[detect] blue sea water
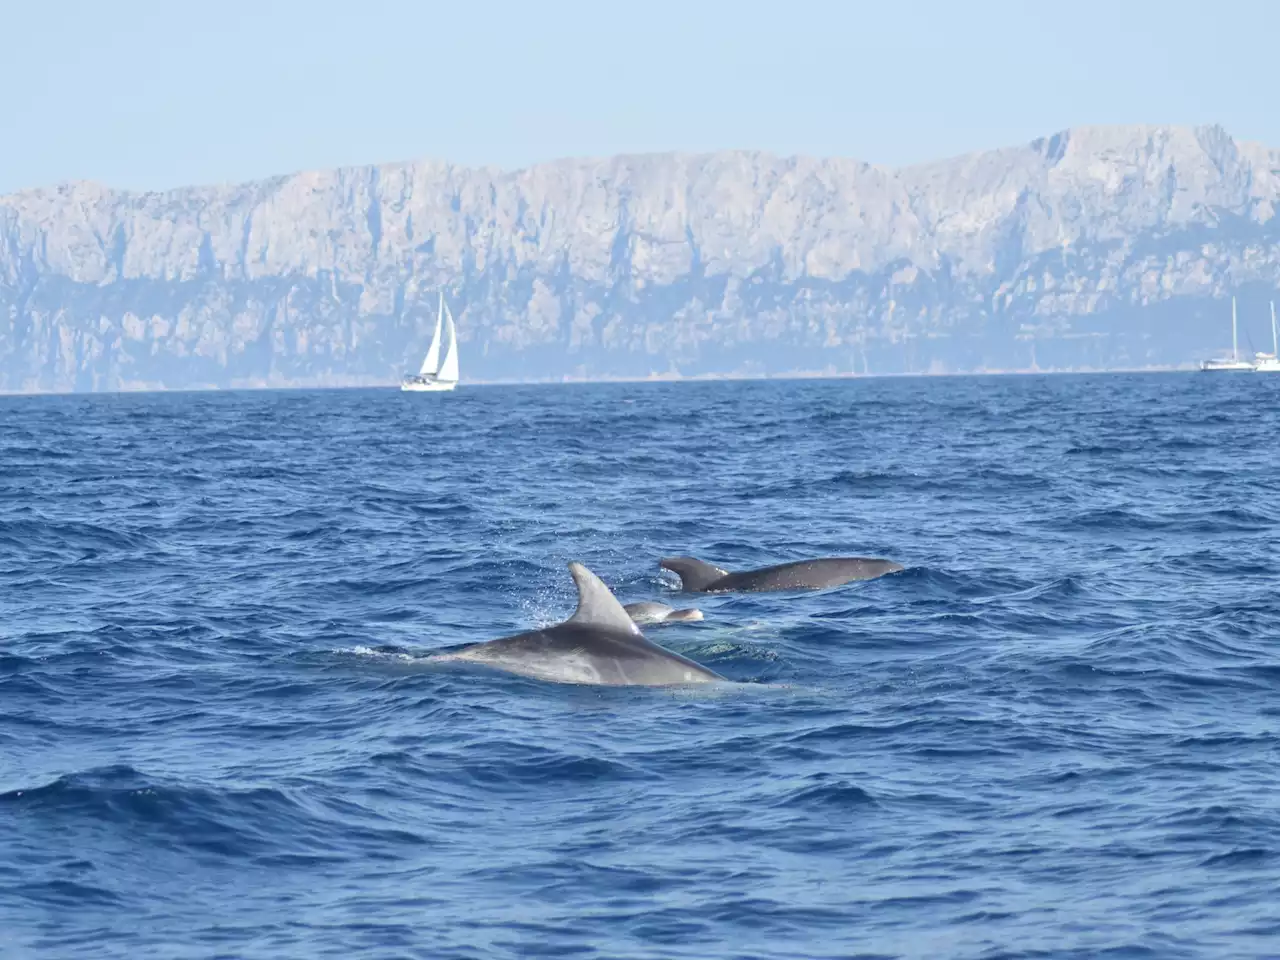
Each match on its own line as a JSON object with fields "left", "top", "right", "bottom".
{"left": 1, "top": 373, "right": 1278, "bottom": 959}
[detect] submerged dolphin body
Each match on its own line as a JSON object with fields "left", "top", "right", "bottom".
{"left": 660, "top": 555, "right": 904, "bottom": 593}
{"left": 623, "top": 601, "right": 705, "bottom": 625}
{"left": 438, "top": 563, "right": 724, "bottom": 686}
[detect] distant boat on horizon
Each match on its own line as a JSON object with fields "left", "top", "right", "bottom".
{"left": 1199, "top": 296, "right": 1255, "bottom": 372}
{"left": 1254, "top": 300, "right": 1280, "bottom": 373}
{"left": 401, "top": 293, "right": 460, "bottom": 392}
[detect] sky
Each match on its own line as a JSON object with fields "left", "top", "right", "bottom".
{"left": 3, "top": 0, "right": 1279, "bottom": 195}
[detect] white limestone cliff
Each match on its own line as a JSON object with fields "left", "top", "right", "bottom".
{"left": 2, "top": 124, "right": 1278, "bottom": 391}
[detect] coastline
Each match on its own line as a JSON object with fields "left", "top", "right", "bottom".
{"left": 0, "top": 363, "right": 1204, "bottom": 398}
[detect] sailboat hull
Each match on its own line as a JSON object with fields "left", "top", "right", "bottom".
{"left": 400, "top": 377, "right": 458, "bottom": 392}
{"left": 1199, "top": 359, "right": 1255, "bottom": 372}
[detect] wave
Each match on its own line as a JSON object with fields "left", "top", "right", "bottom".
{"left": 770, "top": 773, "right": 878, "bottom": 810}
{"left": 2, "top": 765, "right": 427, "bottom": 861}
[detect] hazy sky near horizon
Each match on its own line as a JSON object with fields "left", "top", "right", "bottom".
{"left": 4, "top": 0, "right": 1278, "bottom": 194}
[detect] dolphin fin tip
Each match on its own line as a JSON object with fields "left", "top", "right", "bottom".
{"left": 566, "top": 561, "right": 641, "bottom": 635}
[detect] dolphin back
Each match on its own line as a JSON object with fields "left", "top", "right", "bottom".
{"left": 665, "top": 608, "right": 705, "bottom": 622}
{"left": 623, "top": 601, "right": 673, "bottom": 624}
{"left": 449, "top": 563, "right": 724, "bottom": 685}
{"left": 725, "top": 557, "right": 903, "bottom": 591}
{"left": 623, "top": 601, "right": 706, "bottom": 625}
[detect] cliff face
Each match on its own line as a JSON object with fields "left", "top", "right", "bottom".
{"left": 3, "top": 124, "right": 1280, "bottom": 391}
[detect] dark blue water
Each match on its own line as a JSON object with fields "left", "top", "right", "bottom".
{"left": 2, "top": 374, "right": 1278, "bottom": 959}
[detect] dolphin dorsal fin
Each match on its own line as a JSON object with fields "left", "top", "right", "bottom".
{"left": 567, "top": 562, "right": 641, "bottom": 635}
{"left": 659, "top": 557, "right": 729, "bottom": 591}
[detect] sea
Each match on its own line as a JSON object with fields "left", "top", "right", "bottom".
{"left": 1, "top": 373, "right": 1278, "bottom": 960}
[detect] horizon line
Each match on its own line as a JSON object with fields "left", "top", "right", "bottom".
{"left": 0, "top": 364, "right": 1206, "bottom": 399}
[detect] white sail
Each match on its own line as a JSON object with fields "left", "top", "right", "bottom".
{"left": 418, "top": 293, "right": 444, "bottom": 376}
{"left": 437, "top": 301, "right": 460, "bottom": 383}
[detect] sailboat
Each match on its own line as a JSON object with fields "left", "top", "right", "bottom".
{"left": 401, "top": 293, "right": 460, "bottom": 392}
{"left": 1199, "top": 296, "right": 1255, "bottom": 371}
{"left": 1254, "top": 301, "right": 1280, "bottom": 372}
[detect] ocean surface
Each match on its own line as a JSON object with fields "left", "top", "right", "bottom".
{"left": 2, "top": 374, "right": 1278, "bottom": 960}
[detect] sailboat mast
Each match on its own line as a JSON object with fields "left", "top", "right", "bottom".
{"left": 1232, "top": 296, "right": 1238, "bottom": 360}
{"left": 1272, "top": 300, "right": 1277, "bottom": 357}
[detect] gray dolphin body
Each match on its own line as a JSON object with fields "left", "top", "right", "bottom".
{"left": 439, "top": 563, "right": 724, "bottom": 686}
{"left": 660, "top": 555, "right": 904, "bottom": 593}
{"left": 623, "top": 601, "right": 705, "bottom": 625}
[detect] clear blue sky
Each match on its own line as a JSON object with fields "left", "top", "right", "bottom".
{"left": 3, "top": 0, "right": 1277, "bottom": 194}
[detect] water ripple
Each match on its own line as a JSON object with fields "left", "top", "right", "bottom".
{"left": 2, "top": 374, "right": 1279, "bottom": 958}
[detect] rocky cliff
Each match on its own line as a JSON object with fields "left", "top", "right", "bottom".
{"left": 3, "top": 124, "right": 1280, "bottom": 392}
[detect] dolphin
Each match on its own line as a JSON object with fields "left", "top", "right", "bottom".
{"left": 623, "top": 601, "right": 705, "bottom": 625}
{"left": 437, "top": 562, "right": 724, "bottom": 686}
{"left": 660, "top": 555, "right": 904, "bottom": 593}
